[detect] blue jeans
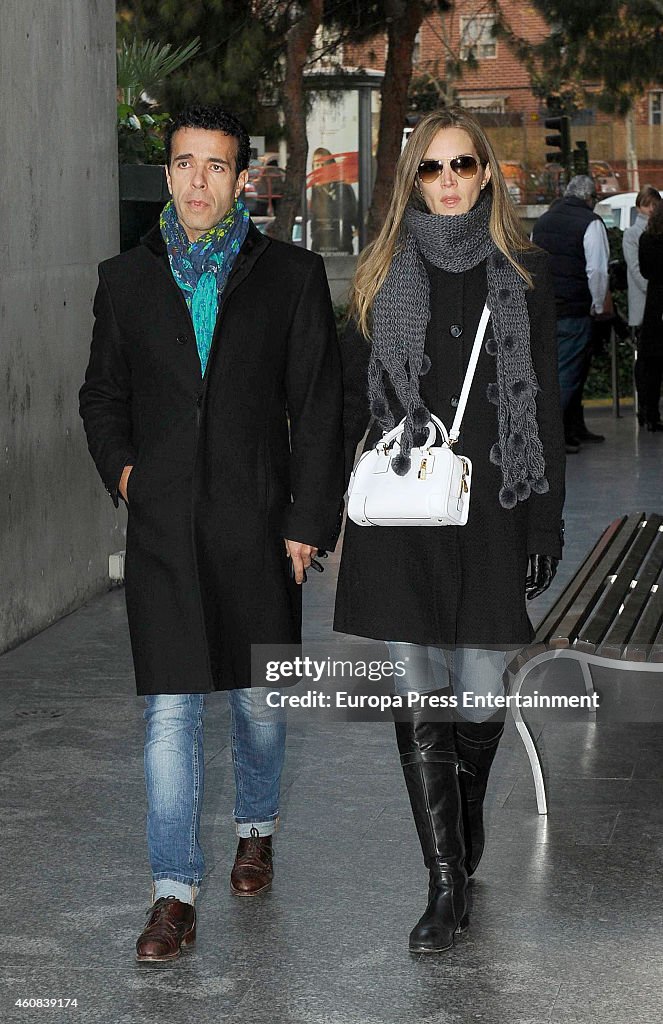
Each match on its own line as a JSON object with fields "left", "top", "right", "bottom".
{"left": 557, "top": 316, "right": 592, "bottom": 415}
{"left": 388, "top": 643, "right": 508, "bottom": 723}
{"left": 144, "top": 689, "right": 286, "bottom": 904}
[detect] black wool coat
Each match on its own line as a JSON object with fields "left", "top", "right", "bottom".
{"left": 80, "top": 222, "right": 344, "bottom": 694}
{"left": 639, "top": 231, "right": 663, "bottom": 352}
{"left": 334, "top": 250, "right": 565, "bottom": 647}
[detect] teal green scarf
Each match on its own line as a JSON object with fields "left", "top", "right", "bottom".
{"left": 160, "top": 198, "right": 250, "bottom": 374}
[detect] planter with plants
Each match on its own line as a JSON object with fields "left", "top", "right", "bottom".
{"left": 116, "top": 38, "right": 199, "bottom": 249}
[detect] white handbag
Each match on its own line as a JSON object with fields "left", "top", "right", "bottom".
{"left": 347, "top": 304, "right": 490, "bottom": 527}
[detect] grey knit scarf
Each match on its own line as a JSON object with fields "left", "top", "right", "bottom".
{"left": 369, "top": 191, "right": 548, "bottom": 509}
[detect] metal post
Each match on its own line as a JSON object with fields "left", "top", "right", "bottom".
{"left": 610, "top": 326, "right": 620, "bottom": 418}
{"left": 632, "top": 327, "right": 639, "bottom": 424}
{"left": 358, "top": 85, "right": 372, "bottom": 251}
{"left": 300, "top": 179, "right": 308, "bottom": 250}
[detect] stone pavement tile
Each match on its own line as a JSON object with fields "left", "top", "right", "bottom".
{"left": 549, "top": 951, "right": 663, "bottom": 1024}
{"left": 531, "top": 725, "right": 637, "bottom": 781}
{"left": 609, "top": 807, "right": 663, "bottom": 849}
{"left": 1, "top": 963, "right": 252, "bottom": 1024}
{"left": 502, "top": 774, "right": 637, "bottom": 813}
{"left": 0, "top": 697, "right": 143, "bottom": 774}
{"left": 0, "top": 668, "right": 135, "bottom": 701}
{"left": 219, "top": 949, "right": 563, "bottom": 1024}
{"left": 469, "top": 805, "right": 619, "bottom": 848}
{"left": 0, "top": 773, "right": 147, "bottom": 838}
{"left": 471, "top": 841, "right": 604, "bottom": 901}
{"left": 276, "top": 774, "right": 394, "bottom": 838}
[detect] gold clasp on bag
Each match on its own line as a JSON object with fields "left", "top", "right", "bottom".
{"left": 459, "top": 459, "right": 469, "bottom": 497}
{"left": 418, "top": 459, "right": 428, "bottom": 480}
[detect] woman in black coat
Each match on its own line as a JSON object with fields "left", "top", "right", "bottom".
{"left": 334, "top": 110, "right": 565, "bottom": 954}
{"left": 638, "top": 201, "right": 663, "bottom": 430}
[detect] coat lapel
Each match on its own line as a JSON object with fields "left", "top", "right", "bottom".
{"left": 141, "top": 219, "right": 271, "bottom": 387}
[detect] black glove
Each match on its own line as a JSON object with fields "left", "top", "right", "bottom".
{"left": 525, "top": 553, "right": 558, "bottom": 601}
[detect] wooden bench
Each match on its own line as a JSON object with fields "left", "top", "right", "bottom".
{"left": 510, "top": 513, "right": 663, "bottom": 814}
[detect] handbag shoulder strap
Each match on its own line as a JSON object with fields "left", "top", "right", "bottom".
{"left": 448, "top": 303, "right": 491, "bottom": 444}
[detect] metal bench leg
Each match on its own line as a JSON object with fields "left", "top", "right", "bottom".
{"left": 510, "top": 661, "right": 548, "bottom": 815}
{"left": 580, "top": 660, "right": 597, "bottom": 720}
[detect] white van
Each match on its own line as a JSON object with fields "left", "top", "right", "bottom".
{"left": 595, "top": 190, "right": 663, "bottom": 231}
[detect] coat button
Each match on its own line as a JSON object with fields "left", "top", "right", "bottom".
{"left": 450, "top": 395, "right": 459, "bottom": 408}
{"left": 449, "top": 324, "right": 463, "bottom": 338}
{"left": 176, "top": 333, "right": 189, "bottom": 345}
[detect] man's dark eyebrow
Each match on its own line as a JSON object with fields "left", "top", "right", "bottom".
{"left": 172, "top": 152, "right": 231, "bottom": 167}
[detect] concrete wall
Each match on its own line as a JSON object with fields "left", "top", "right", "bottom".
{"left": 0, "top": 0, "right": 123, "bottom": 651}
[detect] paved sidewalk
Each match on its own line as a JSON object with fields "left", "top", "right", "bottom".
{"left": 2, "top": 408, "right": 663, "bottom": 1024}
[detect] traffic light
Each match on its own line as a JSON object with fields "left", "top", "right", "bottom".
{"left": 545, "top": 114, "right": 571, "bottom": 168}
{"left": 573, "top": 140, "right": 589, "bottom": 176}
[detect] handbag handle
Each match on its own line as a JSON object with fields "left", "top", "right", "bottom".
{"left": 376, "top": 303, "right": 490, "bottom": 452}
{"left": 448, "top": 303, "right": 491, "bottom": 443}
{"left": 379, "top": 413, "right": 450, "bottom": 452}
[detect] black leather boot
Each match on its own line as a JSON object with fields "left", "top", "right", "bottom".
{"left": 454, "top": 718, "right": 504, "bottom": 876}
{"left": 395, "top": 706, "right": 468, "bottom": 953}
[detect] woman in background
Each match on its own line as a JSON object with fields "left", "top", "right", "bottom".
{"left": 638, "top": 200, "right": 663, "bottom": 431}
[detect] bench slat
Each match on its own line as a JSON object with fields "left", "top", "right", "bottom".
{"left": 651, "top": 617, "right": 663, "bottom": 662}
{"left": 632, "top": 563, "right": 663, "bottom": 662}
{"left": 576, "top": 515, "right": 663, "bottom": 652}
{"left": 623, "top": 564, "right": 663, "bottom": 661}
{"left": 534, "top": 515, "right": 628, "bottom": 644}
{"left": 545, "top": 514, "right": 645, "bottom": 648}
{"left": 599, "top": 527, "right": 663, "bottom": 657}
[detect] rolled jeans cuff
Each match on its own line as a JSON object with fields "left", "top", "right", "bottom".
{"left": 151, "top": 878, "right": 199, "bottom": 906}
{"left": 235, "top": 816, "right": 279, "bottom": 838}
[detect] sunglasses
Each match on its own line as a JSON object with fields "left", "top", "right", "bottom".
{"left": 418, "top": 155, "right": 481, "bottom": 182}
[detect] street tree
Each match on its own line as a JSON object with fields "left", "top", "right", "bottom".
{"left": 268, "top": 1, "right": 324, "bottom": 242}
{"left": 117, "top": 1, "right": 284, "bottom": 133}
{"left": 496, "top": 0, "right": 663, "bottom": 188}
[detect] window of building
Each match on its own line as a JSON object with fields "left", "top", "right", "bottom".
{"left": 650, "top": 91, "right": 663, "bottom": 126}
{"left": 458, "top": 95, "right": 505, "bottom": 114}
{"left": 460, "top": 15, "right": 497, "bottom": 60}
{"left": 412, "top": 30, "right": 421, "bottom": 67}
{"left": 311, "top": 24, "right": 343, "bottom": 67}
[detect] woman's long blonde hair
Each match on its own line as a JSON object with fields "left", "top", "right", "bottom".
{"left": 351, "top": 108, "right": 535, "bottom": 336}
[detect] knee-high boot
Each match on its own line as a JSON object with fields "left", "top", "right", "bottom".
{"left": 394, "top": 704, "right": 468, "bottom": 953}
{"left": 454, "top": 718, "right": 504, "bottom": 876}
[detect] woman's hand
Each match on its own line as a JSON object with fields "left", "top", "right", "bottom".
{"left": 525, "top": 554, "right": 558, "bottom": 600}
{"left": 285, "top": 539, "right": 318, "bottom": 585}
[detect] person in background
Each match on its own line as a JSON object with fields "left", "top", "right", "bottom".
{"left": 623, "top": 185, "right": 662, "bottom": 428}
{"left": 638, "top": 199, "right": 663, "bottom": 431}
{"left": 310, "top": 147, "right": 358, "bottom": 254}
{"left": 532, "top": 175, "right": 612, "bottom": 453}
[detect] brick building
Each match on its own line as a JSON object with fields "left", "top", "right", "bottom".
{"left": 338, "top": 1, "right": 663, "bottom": 171}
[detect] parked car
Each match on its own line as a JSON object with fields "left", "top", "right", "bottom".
{"left": 251, "top": 215, "right": 304, "bottom": 246}
{"left": 499, "top": 162, "right": 545, "bottom": 205}
{"left": 242, "top": 160, "right": 286, "bottom": 216}
{"left": 595, "top": 190, "right": 662, "bottom": 231}
{"left": 590, "top": 160, "right": 621, "bottom": 197}
{"left": 499, "top": 161, "right": 528, "bottom": 205}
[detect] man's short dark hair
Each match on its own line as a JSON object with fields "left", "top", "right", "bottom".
{"left": 165, "top": 105, "right": 251, "bottom": 177}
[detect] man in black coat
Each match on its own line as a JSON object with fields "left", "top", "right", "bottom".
{"left": 532, "top": 175, "right": 612, "bottom": 452}
{"left": 80, "top": 106, "right": 344, "bottom": 961}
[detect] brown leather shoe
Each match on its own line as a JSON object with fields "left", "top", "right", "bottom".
{"left": 230, "top": 828, "right": 274, "bottom": 896}
{"left": 135, "top": 896, "right": 196, "bottom": 962}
